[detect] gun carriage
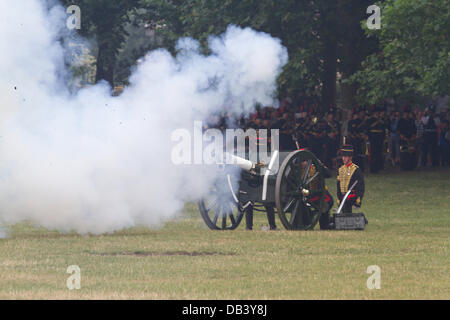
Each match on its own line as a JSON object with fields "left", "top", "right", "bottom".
{"left": 198, "top": 150, "right": 334, "bottom": 230}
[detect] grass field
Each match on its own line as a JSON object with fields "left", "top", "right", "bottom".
{"left": 0, "top": 167, "right": 449, "bottom": 300}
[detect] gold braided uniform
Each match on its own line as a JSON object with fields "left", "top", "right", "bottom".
{"left": 338, "top": 163, "right": 358, "bottom": 195}
{"left": 336, "top": 162, "right": 365, "bottom": 212}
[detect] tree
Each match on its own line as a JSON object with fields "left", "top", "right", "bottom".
{"left": 62, "top": 0, "right": 139, "bottom": 86}
{"left": 61, "top": 0, "right": 381, "bottom": 106}
{"left": 334, "top": 0, "right": 380, "bottom": 108}
{"left": 138, "top": 0, "right": 379, "bottom": 110}
{"left": 348, "top": 0, "right": 450, "bottom": 105}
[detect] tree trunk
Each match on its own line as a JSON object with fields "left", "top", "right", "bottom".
{"left": 321, "top": 39, "right": 337, "bottom": 113}
{"left": 95, "top": 42, "right": 115, "bottom": 87}
{"left": 340, "top": 80, "right": 357, "bottom": 110}
{"left": 340, "top": 38, "right": 358, "bottom": 110}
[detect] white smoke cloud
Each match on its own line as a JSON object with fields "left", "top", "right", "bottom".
{"left": 0, "top": 0, "right": 288, "bottom": 234}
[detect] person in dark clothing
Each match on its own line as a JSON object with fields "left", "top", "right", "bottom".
{"left": 421, "top": 107, "right": 440, "bottom": 167}
{"left": 366, "top": 108, "right": 385, "bottom": 173}
{"left": 379, "top": 106, "right": 390, "bottom": 170}
{"left": 398, "top": 111, "right": 418, "bottom": 170}
{"left": 398, "top": 111, "right": 416, "bottom": 138}
{"left": 310, "top": 117, "right": 326, "bottom": 164}
{"left": 336, "top": 145, "right": 365, "bottom": 214}
{"left": 387, "top": 111, "right": 401, "bottom": 166}
{"left": 439, "top": 120, "right": 450, "bottom": 166}
{"left": 289, "top": 154, "right": 335, "bottom": 230}
{"left": 294, "top": 111, "right": 309, "bottom": 149}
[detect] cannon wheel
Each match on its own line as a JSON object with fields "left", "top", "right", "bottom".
{"left": 198, "top": 175, "right": 244, "bottom": 230}
{"left": 275, "top": 150, "right": 327, "bottom": 230}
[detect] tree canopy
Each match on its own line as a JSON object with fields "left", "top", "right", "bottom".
{"left": 61, "top": 0, "right": 139, "bottom": 86}
{"left": 138, "top": 0, "right": 379, "bottom": 111}
{"left": 62, "top": 0, "right": 447, "bottom": 108}
{"left": 348, "top": 0, "right": 449, "bottom": 105}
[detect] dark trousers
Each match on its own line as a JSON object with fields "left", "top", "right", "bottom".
{"left": 342, "top": 202, "right": 354, "bottom": 213}
{"left": 421, "top": 133, "right": 439, "bottom": 167}
{"left": 245, "top": 205, "right": 277, "bottom": 230}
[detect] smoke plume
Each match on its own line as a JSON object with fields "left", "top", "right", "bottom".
{"left": 0, "top": 0, "right": 288, "bottom": 234}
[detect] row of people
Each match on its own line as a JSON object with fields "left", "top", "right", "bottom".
{"left": 204, "top": 104, "right": 450, "bottom": 172}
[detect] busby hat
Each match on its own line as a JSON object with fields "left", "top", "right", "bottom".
{"left": 338, "top": 145, "right": 354, "bottom": 157}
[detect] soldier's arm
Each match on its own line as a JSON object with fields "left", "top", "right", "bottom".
{"left": 336, "top": 170, "right": 343, "bottom": 203}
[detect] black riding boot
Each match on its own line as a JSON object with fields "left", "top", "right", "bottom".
{"left": 265, "top": 206, "right": 277, "bottom": 230}
{"left": 245, "top": 206, "right": 253, "bottom": 230}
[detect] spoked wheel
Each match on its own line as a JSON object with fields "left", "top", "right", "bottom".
{"left": 198, "top": 173, "right": 244, "bottom": 230}
{"left": 275, "top": 150, "right": 327, "bottom": 230}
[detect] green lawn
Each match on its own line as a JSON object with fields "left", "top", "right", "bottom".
{"left": 0, "top": 168, "right": 449, "bottom": 299}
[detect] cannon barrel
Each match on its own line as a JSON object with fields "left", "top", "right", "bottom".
{"left": 225, "top": 153, "right": 266, "bottom": 175}
{"left": 226, "top": 154, "right": 254, "bottom": 171}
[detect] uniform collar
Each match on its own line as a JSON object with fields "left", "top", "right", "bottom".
{"left": 345, "top": 162, "right": 353, "bottom": 168}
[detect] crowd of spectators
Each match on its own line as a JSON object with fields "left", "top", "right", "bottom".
{"left": 204, "top": 99, "right": 450, "bottom": 172}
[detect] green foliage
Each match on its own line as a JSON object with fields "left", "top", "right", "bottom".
{"left": 61, "top": 0, "right": 140, "bottom": 85}
{"left": 62, "top": 0, "right": 448, "bottom": 108}
{"left": 138, "top": 0, "right": 377, "bottom": 107}
{"left": 58, "top": 0, "right": 380, "bottom": 105}
{"left": 349, "top": 0, "right": 450, "bottom": 105}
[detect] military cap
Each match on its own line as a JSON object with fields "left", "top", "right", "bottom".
{"left": 338, "top": 145, "right": 354, "bottom": 157}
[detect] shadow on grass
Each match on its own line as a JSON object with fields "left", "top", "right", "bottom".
{"left": 86, "top": 250, "right": 236, "bottom": 257}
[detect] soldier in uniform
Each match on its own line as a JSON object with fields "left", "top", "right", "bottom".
{"left": 421, "top": 107, "right": 440, "bottom": 167}
{"left": 366, "top": 107, "right": 386, "bottom": 173}
{"left": 293, "top": 110, "right": 309, "bottom": 149}
{"left": 336, "top": 145, "right": 365, "bottom": 213}
{"left": 310, "top": 116, "right": 326, "bottom": 163}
